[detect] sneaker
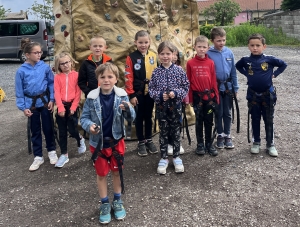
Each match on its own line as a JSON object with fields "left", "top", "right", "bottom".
{"left": 99, "top": 203, "right": 111, "bottom": 224}
{"left": 267, "top": 145, "right": 278, "bottom": 157}
{"left": 179, "top": 145, "right": 184, "bottom": 154}
{"left": 137, "top": 143, "right": 147, "bottom": 156}
{"left": 195, "top": 143, "right": 205, "bottom": 155}
{"left": 48, "top": 150, "right": 58, "bottom": 164}
{"left": 173, "top": 157, "right": 184, "bottom": 173}
{"left": 145, "top": 140, "right": 158, "bottom": 154}
{"left": 250, "top": 143, "right": 260, "bottom": 154}
{"left": 157, "top": 159, "right": 169, "bottom": 174}
{"left": 224, "top": 137, "right": 234, "bottom": 149}
{"left": 167, "top": 144, "right": 173, "bottom": 155}
{"left": 206, "top": 143, "right": 218, "bottom": 156}
{"left": 78, "top": 137, "right": 86, "bottom": 154}
{"left": 29, "top": 156, "right": 44, "bottom": 171}
{"left": 215, "top": 135, "right": 225, "bottom": 149}
{"left": 112, "top": 199, "right": 126, "bottom": 220}
{"left": 55, "top": 154, "right": 69, "bottom": 168}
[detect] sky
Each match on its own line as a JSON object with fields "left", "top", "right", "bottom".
{"left": 1, "top": 0, "right": 45, "bottom": 16}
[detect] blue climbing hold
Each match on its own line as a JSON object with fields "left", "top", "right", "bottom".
{"left": 179, "top": 52, "right": 183, "bottom": 58}
{"left": 117, "top": 35, "right": 123, "bottom": 42}
{"left": 59, "top": 0, "right": 63, "bottom": 5}
{"left": 61, "top": 25, "right": 67, "bottom": 32}
{"left": 155, "top": 34, "right": 161, "bottom": 41}
{"left": 105, "top": 13, "right": 111, "bottom": 20}
{"left": 133, "top": 0, "right": 138, "bottom": 4}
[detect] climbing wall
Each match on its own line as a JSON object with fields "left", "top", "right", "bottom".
{"left": 52, "top": 0, "right": 199, "bottom": 133}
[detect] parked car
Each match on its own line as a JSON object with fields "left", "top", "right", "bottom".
{"left": 0, "top": 20, "right": 49, "bottom": 62}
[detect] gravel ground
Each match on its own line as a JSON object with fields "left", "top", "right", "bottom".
{"left": 0, "top": 47, "right": 299, "bottom": 226}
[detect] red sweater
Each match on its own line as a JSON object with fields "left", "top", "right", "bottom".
{"left": 54, "top": 70, "right": 81, "bottom": 113}
{"left": 186, "top": 54, "right": 219, "bottom": 104}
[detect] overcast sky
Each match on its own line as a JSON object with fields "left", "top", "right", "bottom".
{"left": 1, "top": 0, "right": 45, "bottom": 17}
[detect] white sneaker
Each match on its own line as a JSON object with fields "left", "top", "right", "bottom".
{"left": 267, "top": 146, "right": 278, "bottom": 157}
{"left": 173, "top": 157, "right": 184, "bottom": 173}
{"left": 78, "top": 137, "right": 86, "bottom": 154}
{"left": 157, "top": 159, "right": 169, "bottom": 175}
{"left": 180, "top": 145, "right": 184, "bottom": 154}
{"left": 29, "top": 156, "right": 44, "bottom": 171}
{"left": 250, "top": 143, "right": 260, "bottom": 154}
{"left": 167, "top": 144, "right": 173, "bottom": 155}
{"left": 48, "top": 150, "right": 58, "bottom": 164}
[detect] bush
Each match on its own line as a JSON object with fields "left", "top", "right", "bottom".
{"left": 199, "top": 25, "right": 214, "bottom": 39}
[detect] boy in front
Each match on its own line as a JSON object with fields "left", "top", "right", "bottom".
{"left": 80, "top": 63, "right": 135, "bottom": 224}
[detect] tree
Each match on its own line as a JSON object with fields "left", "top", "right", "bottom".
{"left": 0, "top": 5, "right": 11, "bottom": 19}
{"left": 27, "top": 0, "right": 53, "bottom": 20}
{"left": 202, "top": 0, "right": 241, "bottom": 26}
{"left": 281, "top": 0, "right": 300, "bottom": 11}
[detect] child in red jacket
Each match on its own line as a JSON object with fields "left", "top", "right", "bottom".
{"left": 54, "top": 52, "right": 86, "bottom": 168}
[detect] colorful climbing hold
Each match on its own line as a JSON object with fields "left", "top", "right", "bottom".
{"left": 105, "top": 13, "right": 111, "bottom": 20}
{"left": 117, "top": 35, "right": 123, "bottom": 42}
{"left": 59, "top": 0, "right": 63, "bottom": 5}
{"left": 56, "top": 13, "right": 61, "bottom": 18}
{"left": 61, "top": 25, "right": 67, "bottom": 32}
{"left": 155, "top": 34, "right": 161, "bottom": 41}
{"left": 183, "top": 4, "right": 188, "bottom": 9}
{"left": 64, "top": 30, "right": 69, "bottom": 37}
{"left": 133, "top": 0, "right": 138, "bottom": 4}
{"left": 111, "top": 1, "right": 118, "bottom": 7}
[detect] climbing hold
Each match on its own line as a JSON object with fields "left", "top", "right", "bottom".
{"left": 50, "top": 37, "right": 55, "bottom": 43}
{"left": 133, "top": 0, "right": 138, "bottom": 4}
{"left": 65, "top": 8, "right": 70, "bottom": 14}
{"left": 175, "top": 28, "right": 180, "bottom": 34}
{"left": 64, "top": 30, "right": 69, "bottom": 37}
{"left": 186, "top": 51, "right": 190, "bottom": 58}
{"left": 77, "top": 35, "right": 84, "bottom": 42}
{"left": 183, "top": 4, "right": 188, "bottom": 9}
{"left": 105, "top": 13, "right": 111, "bottom": 20}
{"left": 155, "top": 34, "right": 161, "bottom": 41}
{"left": 117, "top": 35, "right": 123, "bottom": 42}
{"left": 51, "top": 15, "right": 55, "bottom": 20}
{"left": 148, "top": 22, "right": 154, "bottom": 27}
{"left": 179, "top": 52, "right": 183, "bottom": 58}
{"left": 111, "top": 1, "right": 118, "bottom": 7}
{"left": 56, "top": 13, "right": 61, "bottom": 18}
{"left": 59, "top": 0, "right": 63, "bottom": 5}
{"left": 186, "top": 37, "right": 192, "bottom": 44}
{"left": 61, "top": 25, "right": 67, "bottom": 32}
{"left": 171, "top": 10, "right": 178, "bottom": 16}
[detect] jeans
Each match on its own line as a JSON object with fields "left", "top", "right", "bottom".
{"left": 217, "top": 92, "right": 232, "bottom": 135}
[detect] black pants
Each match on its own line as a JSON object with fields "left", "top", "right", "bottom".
{"left": 193, "top": 100, "right": 214, "bottom": 145}
{"left": 56, "top": 107, "right": 81, "bottom": 154}
{"left": 135, "top": 93, "right": 154, "bottom": 141}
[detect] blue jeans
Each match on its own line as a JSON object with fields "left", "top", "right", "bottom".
{"left": 217, "top": 92, "right": 232, "bottom": 135}
{"left": 30, "top": 106, "right": 56, "bottom": 157}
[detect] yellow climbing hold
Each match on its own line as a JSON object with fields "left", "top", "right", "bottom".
{"left": 0, "top": 87, "right": 6, "bottom": 102}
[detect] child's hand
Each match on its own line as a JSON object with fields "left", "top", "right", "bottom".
{"left": 90, "top": 124, "right": 100, "bottom": 134}
{"left": 272, "top": 75, "right": 275, "bottom": 78}
{"left": 169, "top": 91, "right": 175, "bottom": 99}
{"left": 70, "top": 110, "right": 75, "bottom": 115}
{"left": 58, "top": 111, "right": 65, "bottom": 117}
{"left": 23, "top": 109, "right": 33, "bottom": 117}
{"left": 130, "top": 97, "right": 138, "bottom": 106}
{"left": 48, "top": 101, "right": 54, "bottom": 112}
{"left": 119, "top": 101, "right": 131, "bottom": 111}
{"left": 163, "top": 92, "right": 169, "bottom": 101}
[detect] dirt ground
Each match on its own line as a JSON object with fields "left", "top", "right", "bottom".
{"left": 0, "top": 47, "right": 299, "bottom": 226}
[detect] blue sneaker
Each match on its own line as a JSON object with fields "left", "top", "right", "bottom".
{"left": 99, "top": 203, "right": 111, "bottom": 224}
{"left": 55, "top": 154, "right": 69, "bottom": 168}
{"left": 112, "top": 199, "right": 126, "bottom": 220}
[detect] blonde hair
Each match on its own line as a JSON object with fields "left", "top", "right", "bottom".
{"left": 54, "top": 52, "right": 78, "bottom": 73}
{"left": 95, "top": 62, "right": 119, "bottom": 80}
{"left": 90, "top": 34, "right": 107, "bottom": 45}
{"left": 194, "top": 35, "right": 209, "bottom": 46}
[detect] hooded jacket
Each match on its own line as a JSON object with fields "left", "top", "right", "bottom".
{"left": 15, "top": 60, "right": 54, "bottom": 111}
{"left": 207, "top": 46, "right": 239, "bottom": 92}
{"left": 78, "top": 53, "right": 112, "bottom": 97}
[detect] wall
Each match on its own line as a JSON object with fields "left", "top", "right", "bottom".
{"left": 263, "top": 9, "right": 300, "bottom": 40}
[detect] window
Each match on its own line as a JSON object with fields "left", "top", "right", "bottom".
{"left": 0, "top": 23, "right": 18, "bottom": 36}
{"left": 18, "top": 23, "right": 39, "bottom": 35}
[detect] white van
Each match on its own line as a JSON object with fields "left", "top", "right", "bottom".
{"left": 0, "top": 20, "right": 48, "bottom": 62}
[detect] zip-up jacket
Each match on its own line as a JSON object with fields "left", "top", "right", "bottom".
{"left": 54, "top": 70, "right": 81, "bottom": 113}
{"left": 15, "top": 60, "right": 54, "bottom": 111}
{"left": 186, "top": 54, "right": 219, "bottom": 104}
{"left": 149, "top": 64, "right": 189, "bottom": 106}
{"left": 235, "top": 53, "right": 287, "bottom": 93}
{"left": 78, "top": 53, "right": 112, "bottom": 97}
{"left": 208, "top": 46, "right": 239, "bottom": 92}
{"left": 80, "top": 86, "right": 136, "bottom": 149}
{"left": 125, "top": 49, "right": 157, "bottom": 99}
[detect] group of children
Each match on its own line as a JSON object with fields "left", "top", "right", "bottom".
{"left": 15, "top": 28, "right": 287, "bottom": 224}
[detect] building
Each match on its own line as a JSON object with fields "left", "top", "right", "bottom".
{"left": 197, "top": 0, "right": 283, "bottom": 25}
{"left": 5, "top": 10, "right": 28, "bottom": 20}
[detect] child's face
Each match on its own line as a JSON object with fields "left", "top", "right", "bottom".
{"left": 172, "top": 51, "right": 178, "bottom": 63}
{"left": 90, "top": 38, "right": 107, "bottom": 57}
{"left": 25, "top": 46, "right": 42, "bottom": 64}
{"left": 58, "top": 56, "right": 72, "bottom": 73}
{"left": 98, "top": 69, "right": 118, "bottom": 94}
{"left": 248, "top": 39, "right": 266, "bottom": 55}
{"left": 158, "top": 47, "right": 173, "bottom": 68}
{"left": 194, "top": 41, "right": 209, "bottom": 58}
{"left": 211, "top": 35, "right": 226, "bottom": 51}
{"left": 134, "top": 36, "right": 150, "bottom": 55}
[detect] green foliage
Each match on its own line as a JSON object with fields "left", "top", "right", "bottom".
{"left": 0, "top": 5, "right": 11, "bottom": 19}
{"left": 199, "top": 25, "right": 215, "bottom": 39}
{"left": 281, "top": 0, "right": 300, "bottom": 11}
{"left": 223, "top": 23, "right": 300, "bottom": 46}
{"left": 202, "top": 0, "right": 241, "bottom": 26}
{"left": 27, "top": 0, "right": 53, "bottom": 20}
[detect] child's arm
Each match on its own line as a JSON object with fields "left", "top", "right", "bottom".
{"left": 15, "top": 70, "right": 28, "bottom": 116}
{"left": 78, "top": 63, "right": 90, "bottom": 96}
{"left": 46, "top": 66, "right": 55, "bottom": 112}
{"left": 186, "top": 61, "right": 193, "bottom": 104}
{"left": 148, "top": 72, "right": 163, "bottom": 103}
{"left": 71, "top": 73, "right": 81, "bottom": 113}
{"left": 119, "top": 98, "right": 136, "bottom": 122}
{"left": 271, "top": 57, "right": 287, "bottom": 77}
{"left": 235, "top": 58, "right": 247, "bottom": 76}
{"left": 230, "top": 53, "right": 239, "bottom": 93}
{"left": 211, "top": 63, "right": 219, "bottom": 104}
{"left": 54, "top": 75, "right": 65, "bottom": 114}
{"left": 80, "top": 99, "right": 98, "bottom": 134}
{"left": 124, "top": 56, "right": 135, "bottom": 99}
{"left": 172, "top": 68, "right": 190, "bottom": 102}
